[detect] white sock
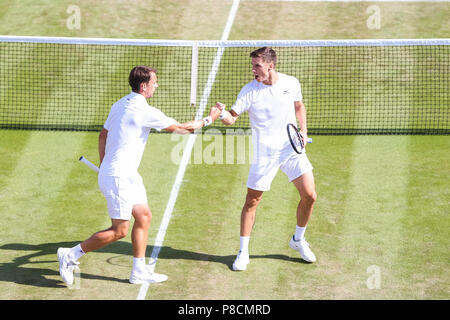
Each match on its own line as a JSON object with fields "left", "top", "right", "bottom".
{"left": 69, "top": 244, "right": 85, "bottom": 262}
{"left": 294, "top": 225, "right": 306, "bottom": 241}
{"left": 239, "top": 236, "right": 250, "bottom": 253}
{"left": 133, "top": 257, "right": 146, "bottom": 271}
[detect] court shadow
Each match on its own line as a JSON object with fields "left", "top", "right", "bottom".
{"left": 0, "top": 241, "right": 306, "bottom": 288}
{"left": 156, "top": 248, "right": 309, "bottom": 269}
{"left": 103, "top": 241, "right": 309, "bottom": 270}
{"left": 0, "top": 241, "right": 130, "bottom": 288}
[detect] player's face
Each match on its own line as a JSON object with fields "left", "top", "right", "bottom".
{"left": 251, "top": 57, "right": 273, "bottom": 83}
{"left": 143, "top": 72, "right": 158, "bottom": 98}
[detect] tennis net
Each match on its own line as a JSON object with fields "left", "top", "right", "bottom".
{"left": 0, "top": 36, "right": 448, "bottom": 134}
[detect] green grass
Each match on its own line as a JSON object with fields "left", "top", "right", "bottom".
{"left": 0, "top": 0, "right": 449, "bottom": 300}
{"left": 0, "top": 0, "right": 232, "bottom": 39}
{"left": 231, "top": 2, "right": 450, "bottom": 39}
{"left": 149, "top": 135, "right": 450, "bottom": 300}
{"left": 1, "top": 132, "right": 448, "bottom": 299}
{"left": 0, "top": 130, "right": 181, "bottom": 299}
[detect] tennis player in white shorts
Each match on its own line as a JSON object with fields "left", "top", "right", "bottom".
{"left": 219, "top": 47, "right": 318, "bottom": 271}
{"left": 247, "top": 152, "right": 313, "bottom": 192}
{"left": 57, "top": 66, "right": 222, "bottom": 286}
{"left": 98, "top": 174, "right": 148, "bottom": 221}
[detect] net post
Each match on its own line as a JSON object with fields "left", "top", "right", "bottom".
{"left": 190, "top": 41, "right": 199, "bottom": 106}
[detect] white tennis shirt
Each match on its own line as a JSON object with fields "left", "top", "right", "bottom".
{"left": 231, "top": 72, "right": 303, "bottom": 160}
{"left": 100, "top": 92, "right": 176, "bottom": 177}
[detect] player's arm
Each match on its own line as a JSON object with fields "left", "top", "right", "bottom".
{"left": 295, "top": 100, "right": 308, "bottom": 142}
{"left": 164, "top": 119, "right": 204, "bottom": 134}
{"left": 220, "top": 108, "right": 239, "bottom": 126}
{"left": 98, "top": 128, "right": 108, "bottom": 165}
{"left": 164, "top": 105, "right": 222, "bottom": 134}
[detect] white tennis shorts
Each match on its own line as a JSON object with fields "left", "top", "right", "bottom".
{"left": 98, "top": 174, "right": 148, "bottom": 220}
{"left": 247, "top": 152, "right": 313, "bottom": 192}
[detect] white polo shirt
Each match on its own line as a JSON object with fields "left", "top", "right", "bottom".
{"left": 100, "top": 92, "right": 176, "bottom": 177}
{"left": 231, "top": 72, "right": 303, "bottom": 161}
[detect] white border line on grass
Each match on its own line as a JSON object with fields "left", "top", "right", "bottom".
{"left": 136, "top": 0, "right": 241, "bottom": 300}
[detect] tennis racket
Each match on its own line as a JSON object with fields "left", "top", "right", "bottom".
{"left": 79, "top": 156, "right": 99, "bottom": 173}
{"left": 287, "top": 123, "right": 312, "bottom": 154}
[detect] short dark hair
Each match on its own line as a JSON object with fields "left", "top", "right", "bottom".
{"left": 128, "top": 66, "right": 157, "bottom": 92}
{"left": 250, "top": 47, "right": 277, "bottom": 66}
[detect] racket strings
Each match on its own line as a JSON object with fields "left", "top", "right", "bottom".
{"left": 288, "top": 124, "right": 304, "bottom": 152}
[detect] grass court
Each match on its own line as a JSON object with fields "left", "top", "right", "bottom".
{"left": 0, "top": 0, "right": 449, "bottom": 300}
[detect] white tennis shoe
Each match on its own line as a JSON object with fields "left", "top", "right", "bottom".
{"left": 129, "top": 267, "right": 168, "bottom": 284}
{"left": 232, "top": 250, "right": 250, "bottom": 271}
{"left": 57, "top": 247, "right": 80, "bottom": 286}
{"left": 289, "top": 236, "right": 316, "bottom": 263}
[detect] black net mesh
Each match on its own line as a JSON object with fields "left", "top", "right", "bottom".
{"left": 0, "top": 39, "right": 448, "bottom": 134}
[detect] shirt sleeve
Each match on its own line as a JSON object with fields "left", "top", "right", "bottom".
{"left": 231, "top": 83, "right": 253, "bottom": 115}
{"left": 143, "top": 106, "right": 177, "bottom": 131}
{"left": 103, "top": 104, "right": 114, "bottom": 130}
{"left": 294, "top": 79, "right": 303, "bottom": 102}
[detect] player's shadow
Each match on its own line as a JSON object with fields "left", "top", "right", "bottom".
{"left": 100, "top": 241, "right": 307, "bottom": 271}
{"left": 0, "top": 241, "right": 304, "bottom": 288}
{"left": 153, "top": 245, "right": 307, "bottom": 270}
{"left": 0, "top": 241, "right": 131, "bottom": 288}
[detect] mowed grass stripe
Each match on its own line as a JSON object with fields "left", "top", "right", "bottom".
{"left": 0, "top": 131, "right": 87, "bottom": 299}
{"left": 56, "top": 133, "right": 183, "bottom": 299}
{"left": 10, "top": 132, "right": 111, "bottom": 299}
{"left": 0, "top": 130, "right": 32, "bottom": 191}
{"left": 397, "top": 136, "right": 449, "bottom": 299}
{"left": 0, "top": 132, "right": 185, "bottom": 299}
{"left": 38, "top": 133, "right": 174, "bottom": 300}
{"left": 0, "top": 0, "right": 233, "bottom": 40}
{"left": 324, "top": 49, "right": 413, "bottom": 298}
{"left": 331, "top": 136, "right": 410, "bottom": 299}
{"left": 231, "top": 2, "right": 450, "bottom": 40}
{"left": 149, "top": 136, "right": 338, "bottom": 300}
{"left": 148, "top": 135, "right": 251, "bottom": 299}
{"left": 40, "top": 132, "right": 118, "bottom": 299}
{"left": 148, "top": 136, "right": 291, "bottom": 299}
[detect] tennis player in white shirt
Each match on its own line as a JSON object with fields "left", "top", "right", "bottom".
{"left": 58, "top": 66, "right": 222, "bottom": 285}
{"left": 220, "top": 47, "right": 318, "bottom": 271}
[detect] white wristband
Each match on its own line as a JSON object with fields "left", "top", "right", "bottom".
{"left": 203, "top": 116, "right": 212, "bottom": 127}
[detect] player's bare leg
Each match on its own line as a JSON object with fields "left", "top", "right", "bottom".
{"left": 58, "top": 219, "right": 129, "bottom": 285}
{"left": 129, "top": 203, "right": 167, "bottom": 284}
{"left": 290, "top": 172, "right": 317, "bottom": 262}
{"left": 292, "top": 172, "right": 317, "bottom": 227}
{"left": 233, "top": 188, "right": 263, "bottom": 271}
{"left": 240, "top": 188, "right": 264, "bottom": 236}
{"left": 131, "top": 203, "right": 152, "bottom": 258}
{"left": 80, "top": 219, "right": 130, "bottom": 253}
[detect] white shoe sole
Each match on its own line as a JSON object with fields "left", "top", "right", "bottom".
{"left": 232, "top": 263, "right": 248, "bottom": 271}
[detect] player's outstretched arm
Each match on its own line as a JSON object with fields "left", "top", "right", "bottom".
{"left": 164, "top": 105, "right": 222, "bottom": 134}
{"left": 218, "top": 103, "right": 239, "bottom": 126}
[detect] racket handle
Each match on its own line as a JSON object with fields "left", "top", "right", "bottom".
{"left": 79, "top": 156, "right": 100, "bottom": 173}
